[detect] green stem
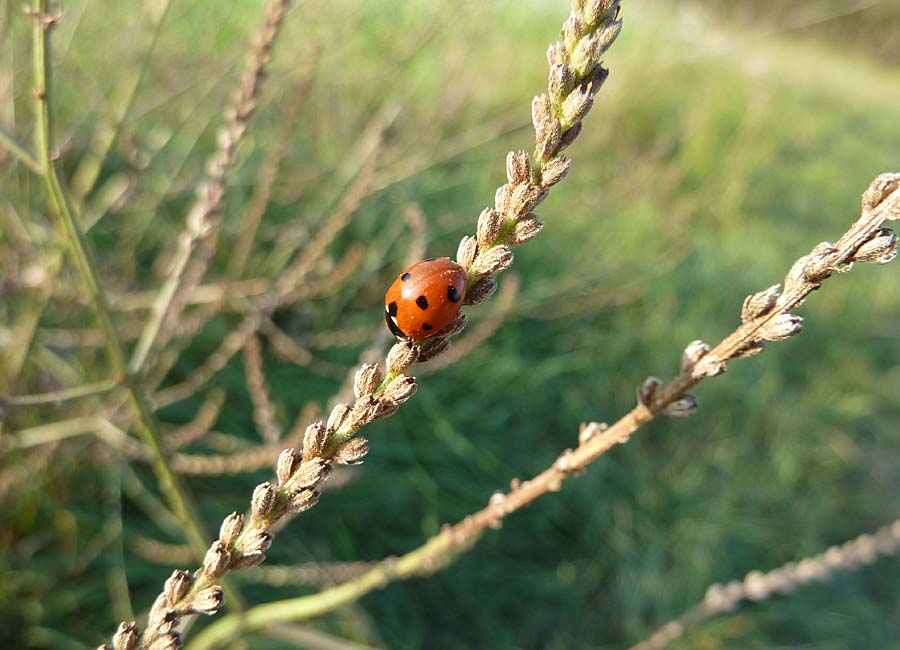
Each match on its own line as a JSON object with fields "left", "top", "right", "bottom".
{"left": 190, "top": 532, "right": 468, "bottom": 650}
{"left": 27, "top": 0, "right": 245, "bottom": 608}
{"left": 0, "top": 126, "right": 43, "bottom": 175}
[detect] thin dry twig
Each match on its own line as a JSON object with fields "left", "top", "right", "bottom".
{"left": 243, "top": 334, "right": 282, "bottom": 445}
{"left": 631, "top": 518, "right": 900, "bottom": 650}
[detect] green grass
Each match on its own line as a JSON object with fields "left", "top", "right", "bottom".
{"left": 1, "top": 1, "right": 899, "bottom": 649}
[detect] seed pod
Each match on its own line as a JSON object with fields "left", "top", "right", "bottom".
{"left": 147, "top": 594, "right": 177, "bottom": 634}
{"left": 531, "top": 94, "right": 553, "bottom": 131}
{"left": 463, "top": 276, "right": 497, "bottom": 306}
{"left": 353, "top": 363, "right": 383, "bottom": 399}
{"left": 381, "top": 374, "right": 417, "bottom": 405}
{"left": 663, "top": 394, "right": 699, "bottom": 419}
{"left": 509, "top": 214, "right": 543, "bottom": 245}
{"left": 561, "top": 85, "right": 593, "bottom": 129}
{"left": 386, "top": 340, "right": 419, "bottom": 373}
{"left": 145, "top": 633, "right": 181, "bottom": 650}
{"left": 290, "top": 458, "right": 331, "bottom": 489}
{"left": 437, "top": 312, "right": 467, "bottom": 337}
{"left": 477, "top": 208, "right": 505, "bottom": 246}
{"left": 510, "top": 183, "right": 547, "bottom": 216}
{"left": 475, "top": 245, "right": 514, "bottom": 276}
{"left": 540, "top": 157, "right": 570, "bottom": 188}
{"left": 302, "top": 421, "right": 328, "bottom": 460}
{"left": 559, "top": 121, "right": 583, "bottom": 150}
{"left": 276, "top": 448, "right": 301, "bottom": 484}
{"left": 290, "top": 489, "right": 321, "bottom": 513}
{"left": 350, "top": 394, "right": 382, "bottom": 429}
{"left": 760, "top": 314, "right": 803, "bottom": 341}
{"left": 164, "top": 570, "right": 192, "bottom": 607}
{"left": 548, "top": 63, "right": 575, "bottom": 103}
{"left": 219, "top": 512, "right": 244, "bottom": 546}
{"left": 456, "top": 235, "right": 478, "bottom": 269}
{"left": 112, "top": 622, "right": 139, "bottom": 650}
{"left": 251, "top": 482, "right": 278, "bottom": 519}
{"left": 535, "top": 117, "right": 562, "bottom": 162}
{"left": 326, "top": 403, "right": 351, "bottom": 434}
{"left": 231, "top": 552, "right": 266, "bottom": 570}
{"left": 853, "top": 228, "right": 897, "bottom": 264}
{"left": 495, "top": 184, "right": 512, "bottom": 214}
{"left": 241, "top": 531, "right": 273, "bottom": 555}
{"left": 637, "top": 376, "right": 662, "bottom": 407}
{"left": 334, "top": 437, "right": 369, "bottom": 465}
{"left": 861, "top": 172, "right": 900, "bottom": 212}
{"left": 506, "top": 150, "right": 531, "bottom": 185}
{"left": 680, "top": 340, "right": 710, "bottom": 373}
{"left": 417, "top": 336, "right": 452, "bottom": 362}
{"left": 202, "top": 541, "right": 230, "bottom": 578}
{"left": 561, "top": 15, "right": 583, "bottom": 51}
{"left": 741, "top": 285, "right": 780, "bottom": 322}
{"left": 546, "top": 41, "right": 565, "bottom": 67}
{"left": 188, "top": 586, "right": 224, "bottom": 615}
{"left": 734, "top": 340, "right": 765, "bottom": 359}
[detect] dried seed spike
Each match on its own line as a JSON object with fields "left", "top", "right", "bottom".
{"left": 760, "top": 314, "right": 804, "bottom": 342}
{"left": 276, "top": 448, "right": 301, "bottom": 484}
{"left": 463, "top": 275, "right": 497, "bottom": 306}
{"left": 112, "top": 622, "right": 139, "bottom": 650}
{"left": 476, "top": 245, "right": 514, "bottom": 275}
{"left": 638, "top": 376, "right": 662, "bottom": 407}
{"left": 477, "top": 208, "right": 505, "bottom": 246}
{"left": 219, "top": 512, "right": 244, "bottom": 546}
{"left": 302, "top": 421, "right": 328, "bottom": 460}
{"left": 741, "top": 284, "right": 781, "bottom": 323}
{"left": 457, "top": 235, "right": 478, "bottom": 269}
{"left": 251, "top": 481, "right": 278, "bottom": 519}
{"left": 326, "top": 403, "right": 351, "bottom": 434}
{"left": 353, "top": 363, "right": 383, "bottom": 399}
{"left": 734, "top": 340, "right": 765, "bottom": 359}
{"left": 509, "top": 214, "right": 543, "bottom": 246}
{"left": 188, "top": 585, "right": 225, "bottom": 615}
{"left": 349, "top": 394, "right": 381, "bottom": 429}
{"left": 506, "top": 150, "right": 531, "bottom": 185}
{"left": 164, "top": 570, "right": 192, "bottom": 607}
{"left": 386, "top": 340, "right": 419, "bottom": 373}
{"left": 663, "top": 394, "right": 699, "bottom": 419}
{"left": 853, "top": 228, "right": 898, "bottom": 264}
{"left": 334, "top": 437, "right": 369, "bottom": 465}
{"left": 510, "top": 183, "right": 547, "bottom": 216}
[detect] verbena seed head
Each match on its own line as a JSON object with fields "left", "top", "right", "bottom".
{"left": 353, "top": 364, "right": 382, "bottom": 398}
{"left": 251, "top": 482, "right": 278, "bottom": 519}
{"left": 326, "top": 403, "right": 351, "bottom": 434}
{"left": 386, "top": 341, "right": 419, "bottom": 373}
{"left": 302, "top": 421, "right": 328, "bottom": 460}
{"left": 202, "top": 540, "right": 231, "bottom": 578}
{"left": 164, "top": 570, "right": 192, "bottom": 607}
{"left": 276, "top": 448, "right": 301, "bottom": 484}
{"left": 112, "top": 622, "right": 139, "bottom": 650}
{"left": 477, "top": 208, "right": 505, "bottom": 246}
{"left": 219, "top": 512, "right": 244, "bottom": 546}
{"left": 663, "top": 394, "right": 699, "bottom": 419}
{"left": 853, "top": 228, "right": 897, "bottom": 264}
{"left": 188, "top": 586, "right": 225, "bottom": 615}
{"left": 334, "top": 437, "right": 369, "bottom": 465}
{"left": 760, "top": 314, "right": 804, "bottom": 341}
{"left": 741, "top": 285, "right": 780, "bottom": 322}
{"left": 456, "top": 236, "right": 478, "bottom": 269}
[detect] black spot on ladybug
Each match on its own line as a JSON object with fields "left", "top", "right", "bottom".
{"left": 415, "top": 295, "right": 429, "bottom": 310}
{"left": 387, "top": 301, "right": 398, "bottom": 317}
{"left": 401, "top": 272, "right": 411, "bottom": 281}
{"left": 447, "top": 285, "right": 461, "bottom": 303}
{"left": 422, "top": 322, "right": 433, "bottom": 331}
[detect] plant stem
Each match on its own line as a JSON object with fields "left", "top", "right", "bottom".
{"left": 1, "top": 378, "right": 120, "bottom": 407}
{"left": 26, "top": 0, "right": 230, "bottom": 597}
{"left": 0, "top": 125, "right": 43, "bottom": 174}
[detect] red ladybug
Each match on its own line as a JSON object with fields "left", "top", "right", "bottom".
{"left": 385, "top": 257, "right": 467, "bottom": 339}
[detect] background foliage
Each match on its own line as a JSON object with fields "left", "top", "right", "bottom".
{"left": 1, "top": 0, "right": 899, "bottom": 648}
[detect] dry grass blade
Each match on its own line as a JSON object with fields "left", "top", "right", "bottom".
{"left": 244, "top": 334, "right": 282, "bottom": 445}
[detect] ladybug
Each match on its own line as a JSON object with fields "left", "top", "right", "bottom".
{"left": 385, "top": 257, "right": 467, "bottom": 339}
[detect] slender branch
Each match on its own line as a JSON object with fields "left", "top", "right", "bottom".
{"left": 0, "top": 125, "right": 43, "bottom": 174}
{"left": 190, "top": 173, "right": 900, "bottom": 648}
{"left": 26, "top": 0, "right": 216, "bottom": 574}
{"left": 631, "top": 518, "right": 900, "bottom": 650}
{"left": 0, "top": 378, "right": 120, "bottom": 408}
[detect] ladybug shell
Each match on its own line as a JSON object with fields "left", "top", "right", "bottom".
{"left": 385, "top": 257, "right": 467, "bottom": 339}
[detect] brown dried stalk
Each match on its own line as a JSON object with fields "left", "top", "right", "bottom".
{"left": 632, "top": 518, "right": 900, "bottom": 650}
{"left": 101, "top": 3, "right": 626, "bottom": 647}
{"left": 243, "top": 334, "right": 282, "bottom": 445}
{"left": 128, "top": 0, "right": 291, "bottom": 375}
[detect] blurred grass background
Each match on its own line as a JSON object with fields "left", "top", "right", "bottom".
{"left": 1, "top": 0, "right": 899, "bottom": 648}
